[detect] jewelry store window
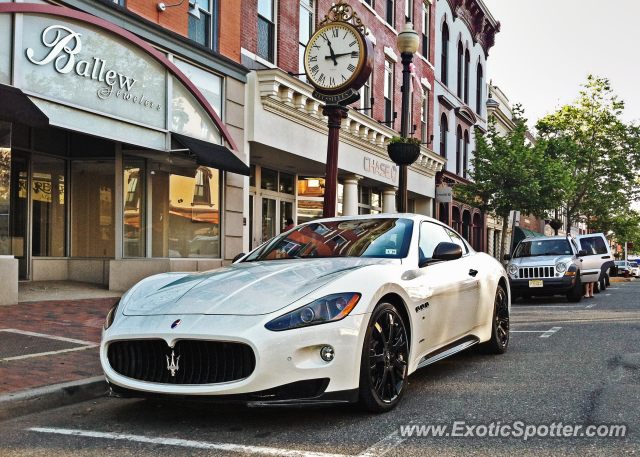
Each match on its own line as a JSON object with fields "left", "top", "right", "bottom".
{"left": 297, "top": 176, "right": 324, "bottom": 224}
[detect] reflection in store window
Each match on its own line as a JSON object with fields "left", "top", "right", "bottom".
{"left": 298, "top": 177, "right": 325, "bottom": 197}
{"left": 0, "top": 123, "right": 10, "bottom": 256}
{"left": 123, "top": 157, "right": 145, "bottom": 258}
{"left": 151, "top": 162, "right": 220, "bottom": 258}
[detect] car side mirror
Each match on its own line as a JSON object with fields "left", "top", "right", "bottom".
{"left": 232, "top": 253, "right": 246, "bottom": 263}
{"left": 503, "top": 253, "right": 511, "bottom": 261}
{"left": 432, "top": 242, "right": 463, "bottom": 262}
{"left": 578, "top": 250, "right": 588, "bottom": 257}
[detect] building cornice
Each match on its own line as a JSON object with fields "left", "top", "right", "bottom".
{"left": 444, "top": 0, "right": 500, "bottom": 57}
{"left": 255, "top": 69, "right": 446, "bottom": 178}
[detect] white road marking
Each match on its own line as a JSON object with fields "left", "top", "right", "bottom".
{"left": 1, "top": 345, "right": 99, "bottom": 362}
{"left": 357, "top": 429, "right": 405, "bottom": 457}
{"left": 607, "top": 288, "right": 620, "bottom": 289}
{"left": 605, "top": 294, "right": 611, "bottom": 296}
{"left": 510, "top": 330, "right": 548, "bottom": 333}
{"left": 585, "top": 303, "right": 597, "bottom": 308}
{"left": 540, "top": 327, "right": 562, "bottom": 338}
{"left": 0, "top": 328, "right": 97, "bottom": 345}
{"left": 513, "top": 305, "right": 583, "bottom": 308}
{"left": 29, "top": 428, "right": 350, "bottom": 457}
{"left": 0, "top": 329, "right": 99, "bottom": 362}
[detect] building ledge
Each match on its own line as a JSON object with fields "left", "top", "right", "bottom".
{"left": 255, "top": 68, "right": 446, "bottom": 177}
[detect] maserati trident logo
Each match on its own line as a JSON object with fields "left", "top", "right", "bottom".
{"left": 166, "top": 351, "right": 180, "bottom": 376}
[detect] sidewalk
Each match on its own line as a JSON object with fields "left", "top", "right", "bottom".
{"left": 0, "top": 282, "right": 123, "bottom": 419}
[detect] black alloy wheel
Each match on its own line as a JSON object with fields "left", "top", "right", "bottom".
{"left": 566, "top": 271, "right": 583, "bottom": 303}
{"left": 479, "top": 285, "right": 510, "bottom": 354}
{"left": 594, "top": 279, "right": 602, "bottom": 293}
{"left": 358, "top": 303, "right": 409, "bottom": 412}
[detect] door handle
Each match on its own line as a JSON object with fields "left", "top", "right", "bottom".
{"left": 601, "top": 256, "right": 611, "bottom": 259}
{"left": 469, "top": 269, "right": 478, "bottom": 277}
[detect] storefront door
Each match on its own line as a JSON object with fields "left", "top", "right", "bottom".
{"left": 10, "top": 151, "right": 29, "bottom": 279}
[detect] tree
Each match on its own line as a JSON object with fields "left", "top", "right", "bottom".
{"left": 455, "top": 113, "right": 570, "bottom": 260}
{"left": 537, "top": 76, "right": 640, "bottom": 234}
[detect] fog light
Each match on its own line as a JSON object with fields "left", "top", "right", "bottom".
{"left": 320, "top": 346, "right": 334, "bottom": 362}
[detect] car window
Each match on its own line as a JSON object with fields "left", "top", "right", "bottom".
{"left": 419, "top": 222, "right": 453, "bottom": 265}
{"left": 514, "top": 239, "right": 572, "bottom": 257}
{"left": 445, "top": 228, "right": 470, "bottom": 255}
{"left": 244, "top": 218, "right": 414, "bottom": 261}
{"left": 579, "top": 236, "right": 609, "bottom": 255}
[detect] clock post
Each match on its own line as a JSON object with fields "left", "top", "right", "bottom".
{"left": 303, "top": 0, "right": 373, "bottom": 218}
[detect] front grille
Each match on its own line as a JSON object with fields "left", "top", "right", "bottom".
{"left": 107, "top": 339, "right": 256, "bottom": 385}
{"left": 519, "top": 266, "right": 555, "bottom": 279}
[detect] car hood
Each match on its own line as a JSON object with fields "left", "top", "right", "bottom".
{"left": 510, "top": 255, "right": 574, "bottom": 266}
{"left": 122, "top": 258, "right": 395, "bottom": 316}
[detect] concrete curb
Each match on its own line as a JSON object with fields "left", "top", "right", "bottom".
{"left": 0, "top": 376, "right": 108, "bottom": 422}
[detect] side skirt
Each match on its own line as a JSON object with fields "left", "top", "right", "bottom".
{"left": 416, "top": 336, "right": 480, "bottom": 370}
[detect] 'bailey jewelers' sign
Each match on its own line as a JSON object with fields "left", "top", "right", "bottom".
{"left": 21, "top": 15, "right": 167, "bottom": 129}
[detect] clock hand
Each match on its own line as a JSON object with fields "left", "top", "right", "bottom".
{"left": 325, "top": 52, "right": 353, "bottom": 59}
{"left": 325, "top": 39, "right": 338, "bottom": 66}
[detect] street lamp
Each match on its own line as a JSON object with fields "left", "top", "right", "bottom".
{"left": 395, "top": 20, "right": 420, "bottom": 213}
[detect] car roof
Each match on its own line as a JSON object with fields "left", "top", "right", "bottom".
{"left": 518, "top": 235, "right": 573, "bottom": 243}
{"left": 305, "top": 213, "right": 440, "bottom": 225}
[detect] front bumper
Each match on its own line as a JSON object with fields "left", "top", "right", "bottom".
{"left": 508, "top": 276, "right": 576, "bottom": 295}
{"left": 101, "top": 313, "right": 366, "bottom": 399}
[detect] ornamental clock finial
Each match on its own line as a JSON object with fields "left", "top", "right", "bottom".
{"left": 318, "top": 0, "right": 369, "bottom": 35}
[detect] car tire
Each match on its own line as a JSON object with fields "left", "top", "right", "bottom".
{"left": 478, "top": 285, "right": 509, "bottom": 354}
{"left": 566, "top": 273, "right": 582, "bottom": 303}
{"left": 605, "top": 273, "right": 611, "bottom": 287}
{"left": 600, "top": 275, "right": 607, "bottom": 291}
{"left": 358, "top": 303, "right": 409, "bottom": 413}
{"left": 594, "top": 280, "right": 602, "bottom": 293}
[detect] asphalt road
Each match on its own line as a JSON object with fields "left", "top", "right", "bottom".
{"left": 1, "top": 283, "right": 639, "bottom": 456}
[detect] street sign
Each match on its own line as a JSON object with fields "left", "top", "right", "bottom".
{"left": 510, "top": 210, "right": 521, "bottom": 227}
{"left": 435, "top": 187, "right": 452, "bottom": 203}
{"left": 627, "top": 242, "right": 634, "bottom": 249}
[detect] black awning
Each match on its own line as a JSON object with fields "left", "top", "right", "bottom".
{"left": 172, "top": 132, "right": 249, "bottom": 176}
{"left": 0, "top": 84, "right": 49, "bottom": 127}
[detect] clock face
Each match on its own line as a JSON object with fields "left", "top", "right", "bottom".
{"left": 304, "top": 23, "right": 366, "bottom": 93}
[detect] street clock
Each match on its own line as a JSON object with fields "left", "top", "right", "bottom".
{"left": 304, "top": 1, "right": 373, "bottom": 103}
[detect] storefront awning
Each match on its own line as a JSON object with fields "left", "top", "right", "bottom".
{"left": 172, "top": 132, "right": 250, "bottom": 176}
{"left": 513, "top": 227, "right": 546, "bottom": 246}
{"left": 0, "top": 85, "right": 49, "bottom": 127}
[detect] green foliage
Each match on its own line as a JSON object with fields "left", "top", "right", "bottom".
{"left": 536, "top": 76, "right": 640, "bottom": 236}
{"left": 388, "top": 136, "right": 421, "bottom": 145}
{"left": 455, "top": 116, "right": 569, "bottom": 221}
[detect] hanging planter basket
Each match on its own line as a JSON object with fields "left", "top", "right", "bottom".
{"left": 387, "top": 142, "right": 421, "bottom": 166}
{"left": 549, "top": 219, "right": 562, "bottom": 231}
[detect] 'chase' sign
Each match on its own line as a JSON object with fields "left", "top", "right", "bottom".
{"left": 435, "top": 187, "right": 453, "bottom": 203}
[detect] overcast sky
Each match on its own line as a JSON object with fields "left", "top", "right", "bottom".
{"left": 484, "top": 0, "right": 640, "bottom": 126}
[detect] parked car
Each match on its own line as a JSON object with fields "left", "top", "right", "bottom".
{"left": 616, "top": 260, "right": 631, "bottom": 277}
{"left": 101, "top": 214, "right": 510, "bottom": 412}
{"left": 505, "top": 233, "right": 614, "bottom": 302}
{"left": 630, "top": 261, "right": 639, "bottom": 277}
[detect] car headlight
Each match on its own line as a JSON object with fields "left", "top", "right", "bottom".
{"left": 507, "top": 264, "right": 518, "bottom": 275}
{"left": 556, "top": 263, "right": 567, "bottom": 274}
{"left": 265, "top": 293, "right": 361, "bottom": 331}
{"left": 104, "top": 300, "right": 121, "bottom": 330}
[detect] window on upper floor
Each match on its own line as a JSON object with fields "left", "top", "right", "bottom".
{"left": 384, "top": 60, "right": 394, "bottom": 124}
{"left": 463, "top": 130, "right": 469, "bottom": 179}
{"left": 421, "top": 88, "right": 429, "bottom": 143}
{"left": 188, "top": 0, "right": 219, "bottom": 51}
{"left": 405, "top": 0, "right": 413, "bottom": 23}
{"left": 455, "top": 125, "right": 462, "bottom": 175}
{"left": 476, "top": 62, "right": 483, "bottom": 114}
{"left": 441, "top": 23, "right": 449, "bottom": 85}
{"left": 456, "top": 41, "right": 463, "bottom": 98}
{"left": 421, "top": 2, "right": 429, "bottom": 59}
{"left": 386, "top": 0, "right": 395, "bottom": 27}
{"left": 258, "top": 0, "right": 275, "bottom": 63}
{"left": 440, "top": 113, "right": 448, "bottom": 158}
{"left": 464, "top": 50, "right": 470, "bottom": 104}
{"left": 298, "top": 0, "right": 314, "bottom": 81}
{"left": 361, "top": 73, "right": 373, "bottom": 116}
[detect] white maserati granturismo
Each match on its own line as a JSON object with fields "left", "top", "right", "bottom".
{"left": 101, "top": 214, "right": 510, "bottom": 412}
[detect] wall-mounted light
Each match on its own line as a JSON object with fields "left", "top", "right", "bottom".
{"left": 157, "top": 0, "right": 201, "bottom": 19}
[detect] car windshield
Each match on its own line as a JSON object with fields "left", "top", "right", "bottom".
{"left": 244, "top": 218, "right": 414, "bottom": 261}
{"left": 514, "top": 239, "right": 573, "bottom": 258}
{"left": 631, "top": 262, "right": 639, "bottom": 267}
{"left": 615, "top": 261, "right": 627, "bottom": 266}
